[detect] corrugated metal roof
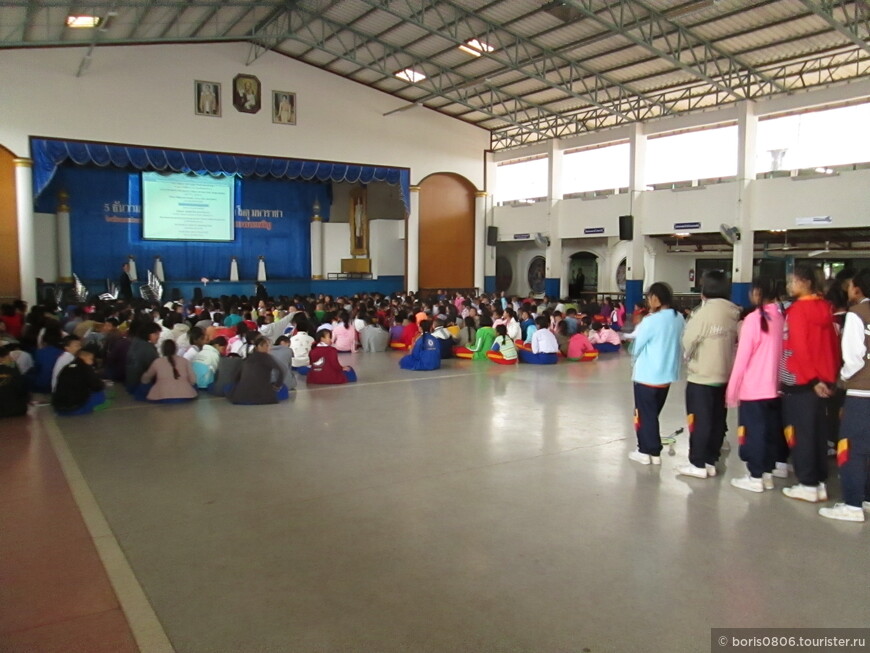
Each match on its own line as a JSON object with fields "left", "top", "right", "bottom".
{"left": 3, "top": 0, "right": 868, "bottom": 149}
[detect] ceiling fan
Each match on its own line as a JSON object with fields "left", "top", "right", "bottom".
{"left": 808, "top": 241, "right": 832, "bottom": 257}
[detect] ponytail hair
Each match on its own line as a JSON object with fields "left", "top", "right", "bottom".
{"left": 751, "top": 276, "right": 776, "bottom": 333}
{"left": 161, "top": 339, "right": 180, "bottom": 379}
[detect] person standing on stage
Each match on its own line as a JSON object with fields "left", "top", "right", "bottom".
{"left": 119, "top": 262, "right": 133, "bottom": 301}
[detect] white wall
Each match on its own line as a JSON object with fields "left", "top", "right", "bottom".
{"left": 324, "top": 223, "right": 350, "bottom": 275}
{"left": 642, "top": 183, "right": 737, "bottom": 235}
{"left": 0, "top": 43, "right": 488, "bottom": 187}
{"left": 369, "top": 219, "right": 405, "bottom": 278}
{"left": 492, "top": 204, "right": 548, "bottom": 240}
{"left": 753, "top": 170, "right": 870, "bottom": 231}
{"left": 558, "top": 195, "right": 629, "bottom": 239}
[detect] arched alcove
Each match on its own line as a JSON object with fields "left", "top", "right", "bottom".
{"left": 418, "top": 172, "right": 475, "bottom": 289}
{"left": 568, "top": 251, "right": 598, "bottom": 298}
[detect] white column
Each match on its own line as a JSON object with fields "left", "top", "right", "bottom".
{"left": 483, "top": 151, "right": 497, "bottom": 290}
{"left": 56, "top": 189, "right": 72, "bottom": 282}
{"left": 625, "top": 124, "right": 648, "bottom": 311}
{"left": 407, "top": 185, "right": 420, "bottom": 292}
{"left": 545, "top": 139, "right": 564, "bottom": 298}
{"left": 15, "top": 158, "right": 36, "bottom": 306}
{"left": 733, "top": 101, "right": 757, "bottom": 303}
{"left": 474, "top": 190, "right": 486, "bottom": 292}
{"left": 310, "top": 216, "right": 324, "bottom": 279}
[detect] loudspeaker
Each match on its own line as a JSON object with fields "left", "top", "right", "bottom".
{"left": 486, "top": 226, "right": 498, "bottom": 246}
{"left": 619, "top": 215, "right": 634, "bottom": 241}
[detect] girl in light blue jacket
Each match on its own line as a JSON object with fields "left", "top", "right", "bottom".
{"left": 629, "top": 283, "right": 685, "bottom": 465}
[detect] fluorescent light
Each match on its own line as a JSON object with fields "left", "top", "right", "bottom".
{"left": 458, "top": 38, "right": 495, "bottom": 57}
{"left": 395, "top": 68, "right": 426, "bottom": 83}
{"left": 814, "top": 167, "right": 834, "bottom": 174}
{"left": 674, "top": 232, "right": 691, "bottom": 237}
{"left": 66, "top": 15, "right": 101, "bottom": 28}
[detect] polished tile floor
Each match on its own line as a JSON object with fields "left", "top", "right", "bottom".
{"left": 26, "top": 352, "right": 870, "bottom": 652}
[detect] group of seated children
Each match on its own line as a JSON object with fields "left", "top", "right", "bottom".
{"left": 398, "top": 310, "right": 617, "bottom": 369}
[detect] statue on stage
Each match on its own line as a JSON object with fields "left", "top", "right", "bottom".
{"left": 349, "top": 186, "right": 368, "bottom": 257}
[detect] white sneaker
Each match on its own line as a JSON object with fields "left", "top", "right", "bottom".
{"left": 731, "top": 475, "right": 764, "bottom": 493}
{"left": 819, "top": 503, "right": 865, "bottom": 523}
{"left": 650, "top": 455, "right": 661, "bottom": 466}
{"left": 762, "top": 473, "right": 774, "bottom": 490}
{"left": 818, "top": 483, "right": 828, "bottom": 502}
{"left": 772, "top": 462, "right": 790, "bottom": 479}
{"left": 783, "top": 484, "right": 819, "bottom": 503}
{"left": 628, "top": 451, "right": 651, "bottom": 465}
{"left": 721, "top": 439, "right": 731, "bottom": 452}
{"left": 705, "top": 464, "right": 717, "bottom": 477}
{"left": 676, "top": 463, "right": 708, "bottom": 478}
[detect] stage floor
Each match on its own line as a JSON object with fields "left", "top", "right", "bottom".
{"left": 33, "top": 352, "right": 868, "bottom": 652}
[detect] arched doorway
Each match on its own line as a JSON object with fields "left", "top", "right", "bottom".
{"left": 0, "top": 145, "right": 20, "bottom": 301}
{"left": 568, "top": 252, "right": 598, "bottom": 298}
{"left": 418, "top": 173, "right": 475, "bottom": 289}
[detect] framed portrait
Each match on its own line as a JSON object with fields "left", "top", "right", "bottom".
{"left": 272, "top": 90, "right": 296, "bottom": 125}
{"left": 233, "top": 73, "right": 261, "bottom": 114}
{"left": 194, "top": 80, "right": 221, "bottom": 117}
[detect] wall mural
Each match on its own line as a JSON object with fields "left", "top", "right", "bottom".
{"left": 527, "top": 256, "right": 546, "bottom": 294}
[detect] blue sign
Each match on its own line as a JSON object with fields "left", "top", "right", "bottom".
{"left": 584, "top": 227, "right": 605, "bottom": 235}
{"left": 673, "top": 222, "right": 701, "bottom": 230}
{"left": 513, "top": 233, "right": 531, "bottom": 240}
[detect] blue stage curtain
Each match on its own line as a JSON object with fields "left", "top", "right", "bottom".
{"left": 37, "top": 166, "right": 326, "bottom": 280}
{"left": 31, "top": 138, "right": 411, "bottom": 213}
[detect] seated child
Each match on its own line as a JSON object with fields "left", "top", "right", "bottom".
{"left": 431, "top": 319, "right": 455, "bottom": 359}
{"left": 52, "top": 345, "right": 108, "bottom": 416}
{"left": 487, "top": 325, "right": 518, "bottom": 365}
{"left": 289, "top": 318, "right": 315, "bottom": 373}
{"left": 141, "top": 339, "right": 198, "bottom": 403}
{"left": 566, "top": 326, "right": 598, "bottom": 362}
{"left": 192, "top": 336, "right": 226, "bottom": 390}
{"left": 0, "top": 345, "right": 29, "bottom": 417}
{"left": 589, "top": 322, "right": 621, "bottom": 353}
{"left": 269, "top": 335, "right": 297, "bottom": 390}
{"left": 399, "top": 320, "right": 441, "bottom": 371}
{"left": 518, "top": 316, "right": 559, "bottom": 364}
{"left": 360, "top": 318, "right": 390, "bottom": 353}
{"left": 389, "top": 314, "right": 418, "bottom": 351}
{"left": 454, "top": 316, "right": 496, "bottom": 360}
{"left": 308, "top": 330, "right": 357, "bottom": 385}
{"left": 454, "top": 317, "right": 477, "bottom": 349}
{"left": 51, "top": 335, "right": 81, "bottom": 392}
{"left": 227, "top": 336, "right": 289, "bottom": 404}
{"left": 555, "top": 321, "right": 570, "bottom": 357}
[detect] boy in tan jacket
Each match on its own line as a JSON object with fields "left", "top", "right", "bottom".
{"left": 678, "top": 270, "right": 740, "bottom": 478}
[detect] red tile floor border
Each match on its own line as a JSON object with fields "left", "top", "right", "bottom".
{"left": 0, "top": 412, "right": 139, "bottom": 653}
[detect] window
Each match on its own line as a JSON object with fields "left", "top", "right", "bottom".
{"left": 756, "top": 102, "right": 870, "bottom": 173}
{"left": 494, "top": 156, "right": 548, "bottom": 203}
{"left": 562, "top": 142, "right": 629, "bottom": 195}
{"left": 645, "top": 125, "right": 737, "bottom": 186}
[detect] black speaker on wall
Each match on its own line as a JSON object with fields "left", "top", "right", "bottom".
{"left": 486, "top": 226, "right": 498, "bottom": 246}
{"left": 618, "top": 215, "right": 634, "bottom": 241}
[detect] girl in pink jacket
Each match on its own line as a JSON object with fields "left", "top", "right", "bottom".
{"left": 726, "top": 278, "right": 785, "bottom": 493}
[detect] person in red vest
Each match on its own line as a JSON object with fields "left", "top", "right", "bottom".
{"left": 307, "top": 330, "right": 357, "bottom": 385}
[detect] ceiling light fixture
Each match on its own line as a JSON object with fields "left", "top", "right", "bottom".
{"left": 66, "top": 15, "right": 101, "bottom": 28}
{"left": 458, "top": 38, "right": 495, "bottom": 57}
{"left": 395, "top": 68, "right": 426, "bottom": 83}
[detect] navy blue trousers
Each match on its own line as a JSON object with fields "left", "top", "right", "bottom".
{"left": 633, "top": 383, "right": 670, "bottom": 456}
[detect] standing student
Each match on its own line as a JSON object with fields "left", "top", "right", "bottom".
{"left": 726, "top": 277, "right": 785, "bottom": 492}
{"left": 819, "top": 268, "right": 870, "bottom": 522}
{"left": 678, "top": 271, "right": 740, "bottom": 479}
{"left": 780, "top": 265, "right": 840, "bottom": 503}
{"left": 628, "top": 283, "right": 685, "bottom": 465}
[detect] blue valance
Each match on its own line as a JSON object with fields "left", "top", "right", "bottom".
{"left": 30, "top": 137, "right": 411, "bottom": 212}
